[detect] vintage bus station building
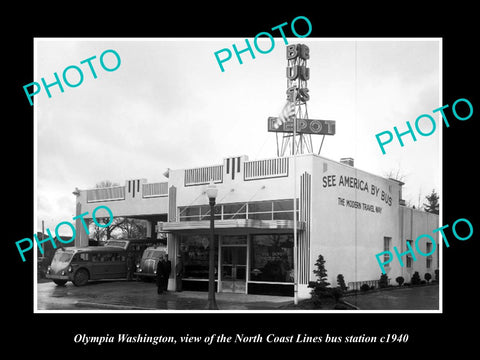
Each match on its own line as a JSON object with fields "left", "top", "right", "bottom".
{"left": 72, "top": 153, "right": 439, "bottom": 299}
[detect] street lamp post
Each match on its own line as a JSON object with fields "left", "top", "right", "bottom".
{"left": 206, "top": 181, "right": 219, "bottom": 310}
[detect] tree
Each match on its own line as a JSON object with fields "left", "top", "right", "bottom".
{"left": 337, "top": 274, "right": 347, "bottom": 291}
{"left": 96, "top": 180, "right": 119, "bottom": 188}
{"left": 308, "top": 254, "right": 331, "bottom": 306}
{"left": 384, "top": 168, "right": 407, "bottom": 183}
{"left": 384, "top": 167, "right": 416, "bottom": 207}
{"left": 411, "top": 271, "right": 421, "bottom": 285}
{"left": 423, "top": 189, "right": 439, "bottom": 215}
{"left": 424, "top": 272, "right": 432, "bottom": 284}
{"left": 379, "top": 273, "right": 389, "bottom": 288}
{"left": 89, "top": 180, "right": 126, "bottom": 243}
{"left": 89, "top": 215, "right": 127, "bottom": 242}
{"left": 117, "top": 218, "right": 147, "bottom": 239}
{"left": 395, "top": 276, "right": 404, "bottom": 287}
{"left": 312, "top": 254, "right": 330, "bottom": 289}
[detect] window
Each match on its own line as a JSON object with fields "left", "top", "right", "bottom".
{"left": 100, "top": 254, "right": 111, "bottom": 262}
{"left": 179, "top": 205, "right": 220, "bottom": 221}
{"left": 250, "top": 234, "right": 294, "bottom": 283}
{"left": 426, "top": 242, "right": 432, "bottom": 254}
{"left": 222, "top": 203, "right": 246, "bottom": 219}
{"left": 73, "top": 253, "right": 89, "bottom": 262}
{"left": 425, "top": 242, "right": 433, "bottom": 269}
{"left": 180, "top": 235, "right": 218, "bottom": 279}
{"left": 406, "top": 240, "right": 413, "bottom": 268}
{"left": 383, "top": 237, "right": 391, "bottom": 266}
{"left": 273, "top": 199, "right": 294, "bottom": 212}
{"left": 51, "top": 251, "right": 74, "bottom": 266}
{"left": 179, "top": 200, "right": 298, "bottom": 222}
{"left": 222, "top": 235, "right": 247, "bottom": 245}
{"left": 248, "top": 201, "right": 273, "bottom": 213}
{"left": 248, "top": 201, "right": 273, "bottom": 220}
{"left": 180, "top": 207, "right": 200, "bottom": 221}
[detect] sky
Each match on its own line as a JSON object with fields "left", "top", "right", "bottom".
{"left": 35, "top": 38, "right": 441, "bottom": 232}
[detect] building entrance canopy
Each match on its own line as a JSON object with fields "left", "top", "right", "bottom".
{"left": 160, "top": 219, "right": 305, "bottom": 234}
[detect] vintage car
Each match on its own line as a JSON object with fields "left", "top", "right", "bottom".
{"left": 134, "top": 245, "right": 167, "bottom": 280}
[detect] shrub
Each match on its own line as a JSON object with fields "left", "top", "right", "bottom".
{"left": 337, "top": 274, "right": 347, "bottom": 291}
{"left": 395, "top": 276, "right": 405, "bottom": 287}
{"left": 379, "top": 274, "right": 389, "bottom": 288}
{"left": 420, "top": 280, "right": 427, "bottom": 285}
{"left": 309, "top": 255, "right": 331, "bottom": 306}
{"left": 360, "top": 284, "right": 370, "bottom": 292}
{"left": 424, "top": 272, "right": 432, "bottom": 284}
{"left": 434, "top": 269, "right": 439, "bottom": 282}
{"left": 411, "top": 271, "right": 421, "bottom": 285}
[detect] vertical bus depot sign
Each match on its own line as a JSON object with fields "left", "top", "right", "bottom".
{"left": 268, "top": 43, "right": 336, "bottom": 135}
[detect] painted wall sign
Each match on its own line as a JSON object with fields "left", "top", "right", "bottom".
{"left": 337, "top": 197, "right": 383, "bottom": 214}
{"left": 322, "top": 174, "right": 393, "bottom": 206}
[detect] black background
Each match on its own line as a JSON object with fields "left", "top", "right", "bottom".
{"left": 6, "top": 4, "right": 478, "bottom": 355}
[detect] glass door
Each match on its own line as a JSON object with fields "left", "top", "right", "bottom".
{"left": 221, "top": 246, "right": 247, "bottom": 293}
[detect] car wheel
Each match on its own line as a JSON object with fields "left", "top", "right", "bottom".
{"left": 53, "top": 279, "right": 68, "bottom": 286}
{"left": 73, "top": 269, "right": 89, "bottom": 286}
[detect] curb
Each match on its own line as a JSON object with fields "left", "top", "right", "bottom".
{"left": 340, "top": 299, "right": 360, "bottom": 310}
{"left": 75, "top": 301, "right": 156, "bottom": 310}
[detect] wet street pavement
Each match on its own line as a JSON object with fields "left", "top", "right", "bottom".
{"left": 36, "top": 280, "right": 293, "bottom": 311}
{"left": 344, "top": 284, "right": 439, "bottom": 310}
{"left": 37, "top": 280, "right": 439, "bottom": 311}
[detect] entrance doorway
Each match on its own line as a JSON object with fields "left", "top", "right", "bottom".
{"left": 221, "top": 246, "right": 246, "bottom": 293}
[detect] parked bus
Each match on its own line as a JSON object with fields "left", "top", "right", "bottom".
{"left": 46, "top": 246, "right": 127, "bottom": 286}
{"left": 134, "top": 244, "right": 167, "bottom": 280}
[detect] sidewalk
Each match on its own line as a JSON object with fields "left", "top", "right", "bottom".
{"left": 75, "top": 290, "right": 294, "bottom": 311}
{"left": 58, "top": 282, "right": 293, "bottom": 311}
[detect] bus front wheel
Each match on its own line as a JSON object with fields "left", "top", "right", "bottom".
{"left": 73, "top": 269, "right": 89, "bottom": 286}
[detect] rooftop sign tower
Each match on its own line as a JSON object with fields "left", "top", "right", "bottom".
{"left": 268, "top": 44, "right": 336, "bottom": 156}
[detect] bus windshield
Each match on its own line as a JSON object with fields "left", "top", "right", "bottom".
{"left": 143, "top": 249, "right": 165, "bottom": 260}
{"left": 51, "top": 250, "right": 74, "bottom": 268}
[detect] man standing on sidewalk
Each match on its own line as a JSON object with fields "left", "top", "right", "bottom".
{"left": 162, "top": 255, "right": 172, "bottom": 292}
{"left": 156, "top": 254, "right": 166, "bottom": 295}
{"left": 176, "top": 254, "right": 184, "bottom": 292}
